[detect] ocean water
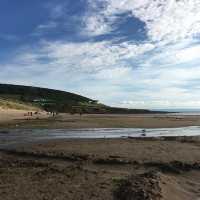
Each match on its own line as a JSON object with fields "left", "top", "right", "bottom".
{"left": 0, "top": 126, "right": 200, "bottom": 148}
{"left": 158, "top": 109, "right": 200, "bottom": 116}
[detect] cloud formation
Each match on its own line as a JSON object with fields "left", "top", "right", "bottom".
{"left": 1, "top": 0, "right": 200, "bottom": 109}
{"left": 85, "top": 0, "right": 200, "bottom": 43}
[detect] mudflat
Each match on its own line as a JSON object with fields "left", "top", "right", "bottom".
{"left": 1, "top": 109, "right": 200, "bottom": 128}
{"left": 0, "top": 137, "right": 200, "bottom": 200}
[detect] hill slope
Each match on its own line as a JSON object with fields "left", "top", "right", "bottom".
{"left": 0, "top": 98, "right": 40, "bottom": 111}
{"left": 0, "top": 84, "right": 164, "bottom": 114}
{"left": 0, "top": 84, "right": 93, "bottom": 112}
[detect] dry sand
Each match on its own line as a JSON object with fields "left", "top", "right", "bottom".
{"left": 0, "top": 108, "right": 48, "bottom": 125}
{"left": 0, "top": 137, "right": 200, "bottom": 200}
{"left": 0, "top": 108, "right": 30, "bottom": 122}
{"left": 1, "top": 108, "right": 200, "bottom": 128}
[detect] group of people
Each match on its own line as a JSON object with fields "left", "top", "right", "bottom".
{"left": 24, "top": 111, "right": 40, "bottom": 118}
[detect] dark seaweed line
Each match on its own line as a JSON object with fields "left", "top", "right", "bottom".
{"left": 1, "top": 149, "right": 200, "bottom": 174}
{"left": 0, "top": 149, "right": 88, "bottom": 162}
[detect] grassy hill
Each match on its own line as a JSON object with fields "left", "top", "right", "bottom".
{"left": 0, "top": 98, "right": 40, "bottom": 111}
{"left": 0, "top": 84, "right": 93, "bottom": 112}
{"left": 0, "top": 84, "right": 164, "bottom": 114}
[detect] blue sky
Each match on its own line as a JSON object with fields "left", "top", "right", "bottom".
{"left": 1, "top": 0, "right": 200, "bottom": 109}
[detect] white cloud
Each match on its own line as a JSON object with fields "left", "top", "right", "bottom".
{"left": 82, "top": 15, "right": 113, "bottom": 36}
{"left": 36, "top": 22, "right": 57, "bottom": 31}
{"left": 85, "top": 0, "right": 200, "bottom": 43}
{"left": 175, "top": 45, "right": 200, "bottom": 63}
{"left": 121, "top": 100, "right": 200, "bottom": 109}
{"left": 94, "top": 67, "right": 132, "bottom": 80}
{"left": 40, "top": 40, "right": 154, "bottom": 73}
{"left": 0, "top": 39, "right": 154, "bottom": 93}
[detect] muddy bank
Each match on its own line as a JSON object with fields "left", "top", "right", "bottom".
{"left": 14, "top": 137, "right": 200, "bottom": 164}
{"left": 0, "top": 137, "right": 200, "bottom": 199}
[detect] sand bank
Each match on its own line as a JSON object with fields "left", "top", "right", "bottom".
{"left": 1, "top": 109, "right": 200, "bottom": 128}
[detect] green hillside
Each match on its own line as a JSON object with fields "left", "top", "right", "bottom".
{"left": 0, "top": 84, "right": 94, "bottom": 112}
{"left": 0, "top": 84, "right": 164, "bottom": 114}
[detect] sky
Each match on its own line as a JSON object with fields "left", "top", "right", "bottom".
{"left": 0, "top": 0, "right": 200, "bottom": 109}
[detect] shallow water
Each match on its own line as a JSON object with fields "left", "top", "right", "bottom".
{"left": 0, "top": 126, "right": 200, "bottom": 148}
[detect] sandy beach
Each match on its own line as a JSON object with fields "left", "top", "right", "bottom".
{"left": 0, "top": 108, "right": 200, "bottom": 199}
{"left": 1, "top": 108, "right": 200, "bottom": 129}
{"left": 0, "top": 108, "right": 49, "bottom": 126}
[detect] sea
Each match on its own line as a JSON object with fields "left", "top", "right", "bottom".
{"left": 155, "top": 108, "right": 200, "bottom": 116}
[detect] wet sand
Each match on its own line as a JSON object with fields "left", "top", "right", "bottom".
{"left": 1, "top": 109, "right": 200, "bottom": 129}
{"left": 0, "top": 137, "right": 200, "bottom": 200}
